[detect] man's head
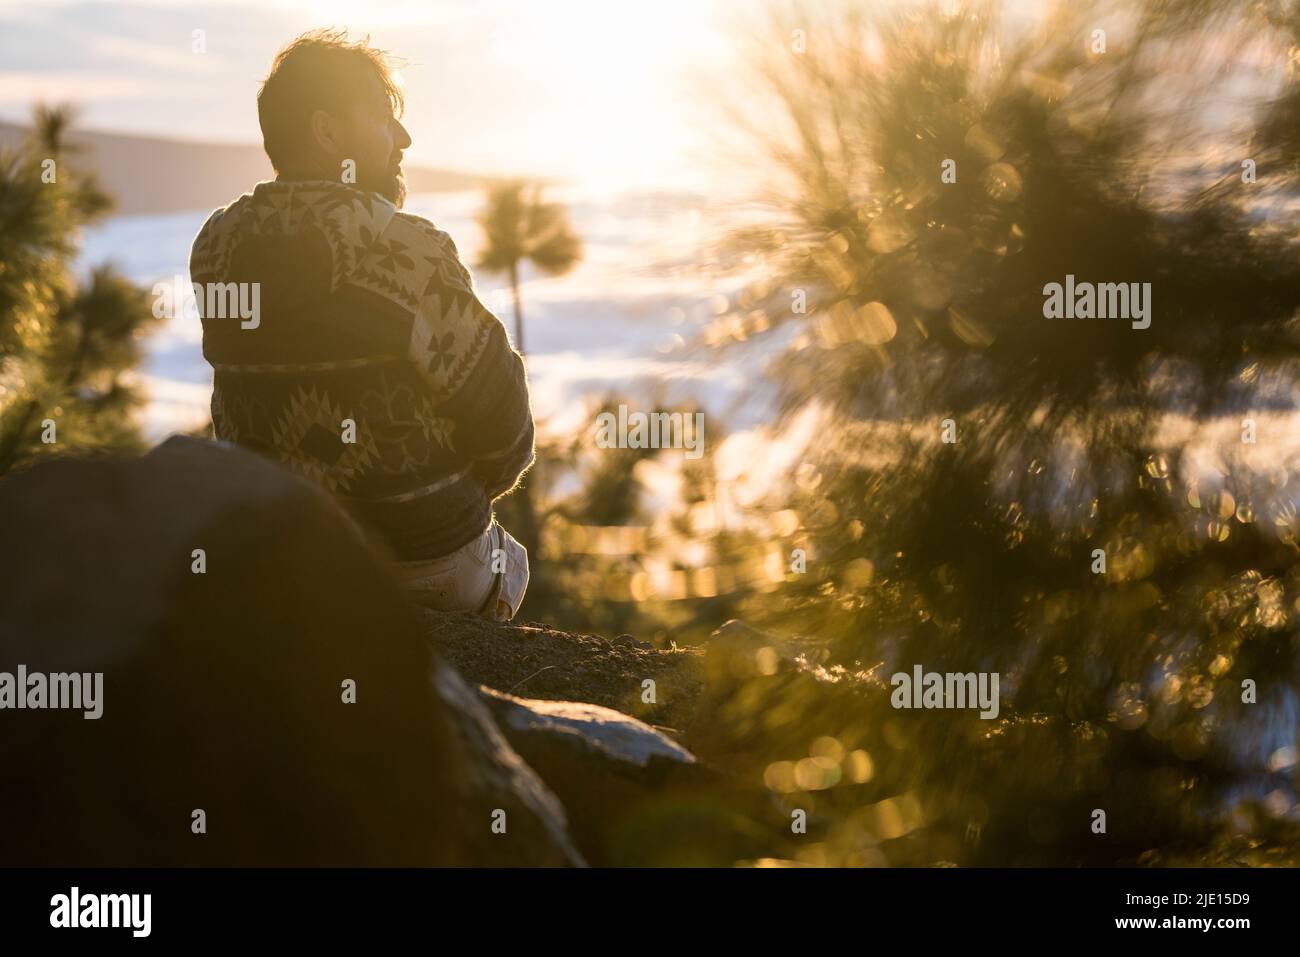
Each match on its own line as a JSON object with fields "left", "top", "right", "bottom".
{"left": 258, "top": 29, "right": 411, "bottom": 207}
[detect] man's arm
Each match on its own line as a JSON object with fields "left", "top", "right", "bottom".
{"left": 447, "top": 311, "right": 535, "bottom": 499}
{"left": 403, "top": 221, "right": 535, "bottom": 499}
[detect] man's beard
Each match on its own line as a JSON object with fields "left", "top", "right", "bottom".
{"left": 371, "top": 168, "right": 406, "bottom": 209}
{"left": 358, "top": 167, "right": 403, "bottom": 209}
{"left": 385, "top": 169, "right": 407, "bottom": 209}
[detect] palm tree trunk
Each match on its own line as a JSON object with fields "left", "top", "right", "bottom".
{"left": 510, "top": 260, "right": 524, "bottom": 355}
{"left": 505, "top": 258, "right": 539, "bottom": 556}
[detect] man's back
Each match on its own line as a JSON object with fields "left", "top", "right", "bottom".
{"left": 189, "top": 179, "right": 534, "bottom": 561}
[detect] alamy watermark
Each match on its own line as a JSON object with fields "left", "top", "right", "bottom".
{"left": 594, "top": 405, "right": 705, "bottom": 459}
{"left": 0, "top": 665, "right": 103, "bottom": 719}
{"left": 1042, "top": 275, "right": 1151, "bottom": 330}
{"left": 890, "top": 665, "right": 1000, "bottom": 719}
{"left": 152, "top": 275, "right": 261, "bottom": 329}
{"left": 50, "top": 887, "right": 150, "bottom": 937}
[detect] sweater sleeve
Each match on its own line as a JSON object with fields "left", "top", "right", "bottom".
{"left": 404, "top": 223, "right": 535, "bottom": 500}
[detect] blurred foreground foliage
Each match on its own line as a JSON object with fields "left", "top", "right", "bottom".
{"left": 703, "top": 0, "right": 1300, "bottom": 865}
{"left": 529, "top": 0, "right": 1300, "bottom": 865}
{"left": 0, "top": 105, "right": 154, "bottom": 477}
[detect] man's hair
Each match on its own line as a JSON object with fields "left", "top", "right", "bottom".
{"left": 257, "top": 29, "right": 404, "bottom": 173}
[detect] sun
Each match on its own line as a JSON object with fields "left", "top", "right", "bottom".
{"left": 449, "top": 0, "right": 736, "bottom": 188}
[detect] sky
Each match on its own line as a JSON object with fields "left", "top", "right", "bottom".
{"left": 0, "top": 0, "right": 750, "bottom": 189}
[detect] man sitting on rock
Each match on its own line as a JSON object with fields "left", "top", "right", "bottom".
{"left": 189, "top": 29, "right": 532, "bottom": 620}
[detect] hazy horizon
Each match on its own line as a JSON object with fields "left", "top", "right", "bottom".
{"left": 0, "top": 0, "right": 755, "bottom": 192}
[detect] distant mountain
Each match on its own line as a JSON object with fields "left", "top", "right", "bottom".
{"left": 0, "top": 121, "right": 496, "bottom": 216}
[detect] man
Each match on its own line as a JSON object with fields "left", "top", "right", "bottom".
{"left": 190, "top": 29, "right": 532, "bottom": 620}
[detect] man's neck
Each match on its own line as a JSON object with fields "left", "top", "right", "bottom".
{"left": 275, "top": 168, "right": 333, "bottom": 184}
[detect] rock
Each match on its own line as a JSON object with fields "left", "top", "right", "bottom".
{"left": 418, "top": 611, "right": 881, "bottom": 776}
{"left": 0, "top": 436, "right": 582, "bottom": 866}
{"left": 479, "top": 686, "right": 697, "bottom": 768}
{"left": 418, "top": 607, "right": 704, "bottom": 732}
{"left": 477, "top": 685, "right": 779, "bottom": 866}
{"left": 432, "top": 668, "right": 582, "bottom": 865}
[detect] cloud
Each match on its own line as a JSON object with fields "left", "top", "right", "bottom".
{"left": 91, "top": 34, "right": 226, "bottom": 72}
{"left": 0, "top": 71, "right": 150, "bottom": 104}
{"left": 0, "top": 0, "right": 739, "bottom": 185}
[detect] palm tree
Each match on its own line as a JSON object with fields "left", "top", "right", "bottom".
{"left": 475, "top": 180, "right": 582, "bottom": 355}
{"left": 471, "top": 182, "right": 580, "bottom": 568}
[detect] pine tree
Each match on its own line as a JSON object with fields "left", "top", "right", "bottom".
{"left": 714, "top": 0, "right": 1300, "bottom": 864}
{"left": 0, "top": 105, "right": 154, "bottom": 477}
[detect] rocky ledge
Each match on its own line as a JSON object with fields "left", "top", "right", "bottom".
{"left": 0, "top": 436, "right": 879, "bottom": 867}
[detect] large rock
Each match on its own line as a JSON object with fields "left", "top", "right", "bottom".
{"left": 417, "top": 608, "right": 704, "bottom": 733}
{"left": 480, "top": 687, "right": 697, "bottom": 768}
{"left": 422, "top": 614, "right": 898, "bottom": 864}
{"left": 473, "top": 681, "right": 787, "bottom": 866}
{"left": 0, "top": 437, "right": 582, "bottom": 866}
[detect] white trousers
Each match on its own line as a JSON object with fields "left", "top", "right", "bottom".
{"left": 396, "top": 521, "right": 529, "bottom": 621}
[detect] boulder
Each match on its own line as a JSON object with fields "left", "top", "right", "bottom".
{"left": 476, "top": 685, "right": 779, "bottom": 865}
{"left": 0, "top": 436, "right": 582, "bottom": 866}
{"left": 480, "top": 687, "right": 697, "bottom": 768}
{"left": 417, "top": 607, "right": 705, "bottom": 734}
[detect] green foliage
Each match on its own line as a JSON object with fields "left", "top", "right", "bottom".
{"left": 702, "top": 0, "right": 1300, "bottom": 864}
{"left": 0, "top": 105, "right": 155, "bottom": 476}
{"left": 513, "top": 394, "right": 753, "bottom": 642}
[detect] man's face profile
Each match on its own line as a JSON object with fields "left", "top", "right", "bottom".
{"left": 333, "top": 71, "right": 410, "bottom": 207}
{"left": 258, "top": 32, "right": 412, "bottom": 208}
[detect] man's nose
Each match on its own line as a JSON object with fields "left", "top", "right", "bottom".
{"left": 394, "top": 119, "right": 412, "bottom": 150}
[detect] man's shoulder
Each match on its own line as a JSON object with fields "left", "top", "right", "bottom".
{"left": 388, "top": 211, "right": 476, "bottom": 293}
{"left": 389, "top": 212, "right": 462, "bottom": 259}
{"left": 189, "top": 192, "right": 254, "bottom": 280}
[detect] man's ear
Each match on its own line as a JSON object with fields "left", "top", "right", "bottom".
{"left": 308, "top": 108, "right": 343, "bottom": 157}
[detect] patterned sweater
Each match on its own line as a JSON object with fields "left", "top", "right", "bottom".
{"left": 189, "top": 180, "right": 534, "bottom": 560}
